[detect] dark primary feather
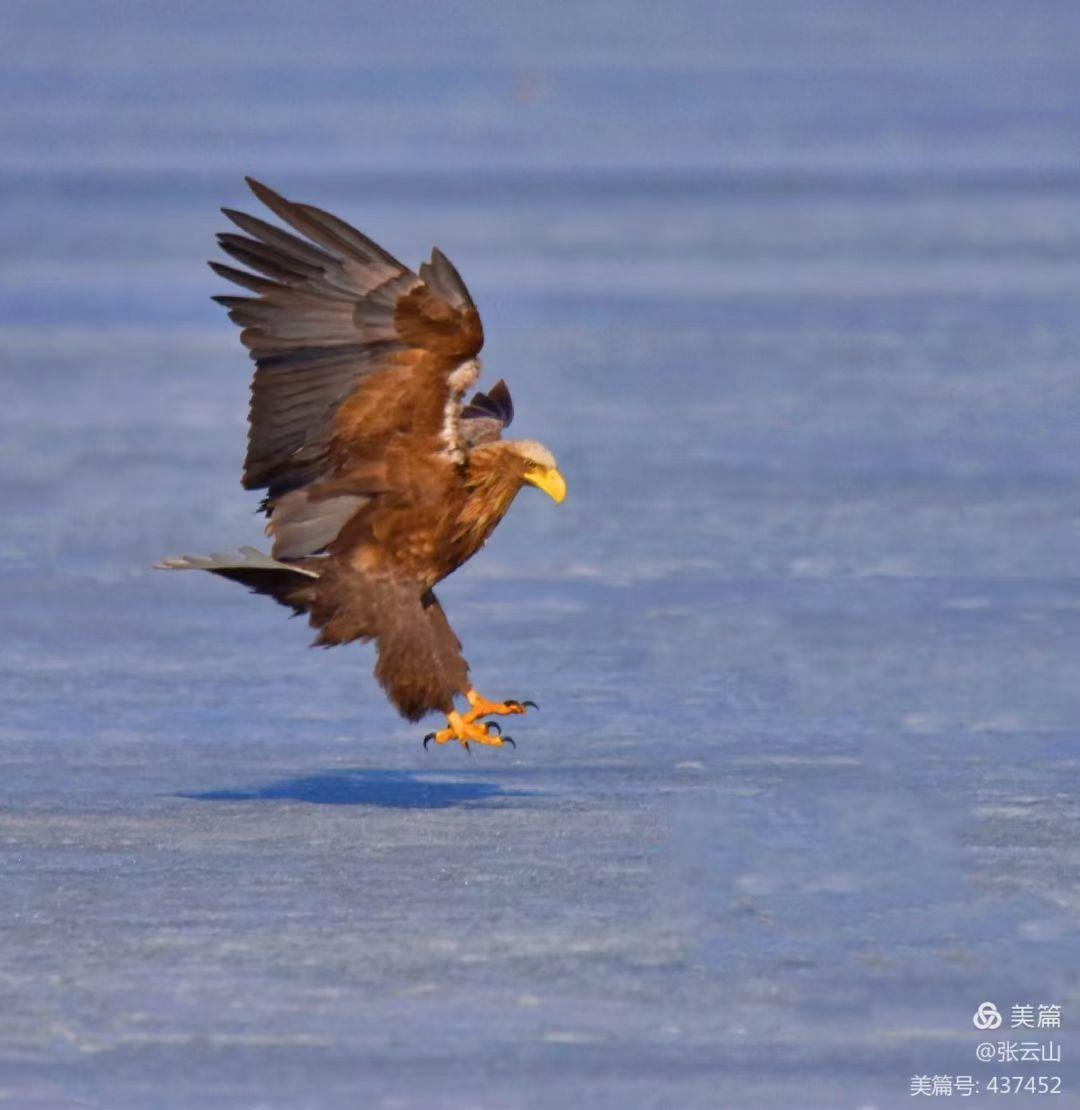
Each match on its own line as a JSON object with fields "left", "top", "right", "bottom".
{"left": 462, "top": 378, "right": 514, "bottom": 446}
{"left": 417, "top": 248, "right": 477, "bottom": 311}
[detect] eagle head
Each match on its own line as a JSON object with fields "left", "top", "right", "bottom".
{"left": 506, "top": 440, "right": 567, "bottom": 503}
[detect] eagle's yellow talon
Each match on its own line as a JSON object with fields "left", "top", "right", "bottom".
{"left": 424, "top": 710, "right": 509, "bottom": 750}
{"left": 463, "top": 689, "right": 535, "bottom": 724}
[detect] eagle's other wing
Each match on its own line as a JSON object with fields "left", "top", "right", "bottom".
{"left": 212, "top": 178, "right": 484, "bottom": 508}
{"left": 461, "top": 378, "right": 514, "bottom": 447}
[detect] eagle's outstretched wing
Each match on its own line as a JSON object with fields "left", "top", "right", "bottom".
{"left": 212, "top": 179, "right": 485, "bottom": 517}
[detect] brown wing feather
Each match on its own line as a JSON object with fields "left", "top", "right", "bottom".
{"left": 212, "top": 178, "right": 484, "bottom": 502}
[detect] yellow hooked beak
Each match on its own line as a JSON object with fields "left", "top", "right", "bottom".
{"left": 524, "top": 466, "right": 567, "bottom": 504}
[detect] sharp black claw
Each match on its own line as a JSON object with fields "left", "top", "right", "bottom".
{"left": 486, "top": 721, "right": 502, "bottom": 736}
{"left": 505, "top": 699, "right": 521, "bottom": 709}
{"left": 423, "top": 733, "right": 435, "bottom": 750}
{"left": 522, "top": 700, "right": 539, "bottom": 710}
{"left": 503, "top": 736, "right": 516, "bottom": 748}
{"left": 464, "top": 742, "right": 472, "bottom": 755}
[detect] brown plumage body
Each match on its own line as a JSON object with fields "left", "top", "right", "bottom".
{"left": 158, "top": 179, "right": 566, "bottom": 745}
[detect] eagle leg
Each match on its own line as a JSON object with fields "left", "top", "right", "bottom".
{"left": 462, "top": 689, "right": 538, "bottom": 724}
{"left": 423, "top": 710, "right": 515, "bottom": 751}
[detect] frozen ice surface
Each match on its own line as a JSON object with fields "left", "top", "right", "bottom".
{"left": 3, "top": 1, "right": 1080, "bottom": 1106}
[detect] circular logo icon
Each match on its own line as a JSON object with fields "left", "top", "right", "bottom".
{"left": 973, "top": 1001, "right": 1002, "bottom": 1030}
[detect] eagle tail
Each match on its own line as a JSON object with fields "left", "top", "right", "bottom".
{"left": 155, "top": 546, "right": 320, "bottom": 615}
